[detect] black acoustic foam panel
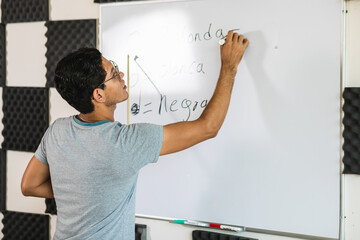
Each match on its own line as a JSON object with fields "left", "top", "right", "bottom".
{"left": 1, "top": 211, "right": 49, "bottom": 240}
{"left": 0, "top": 150, "right": 6, "bottom": 211}
{"left": 1, "top": 0, "right": 49, "bottom": 24}
{"left": 0, "top": 24, "right": 5, "bottom": 87}
{"left": 45, "top": 198, "right": 57, "bottom": 215}
{"left": 343, "top": 87, "right": 360, "bottom": 174}
{"left": 193, "top": 230, "right": 258, "bottom": 240}
{"left": 45, "top": 20, "right": 97, "bottom": 88}
{"left": 135, "top": 224, "right": 147, "bottom": 240}
{"left": 2, "top": 87, "right": 49, "bottom": 152}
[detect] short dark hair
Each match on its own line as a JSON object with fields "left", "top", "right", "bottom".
{"left": 54, "top": 48, "right": 107, "bottom": 114}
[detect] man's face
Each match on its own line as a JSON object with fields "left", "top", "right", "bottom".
{"left": 101, "top": 57, "right": 128, "bottom": 105}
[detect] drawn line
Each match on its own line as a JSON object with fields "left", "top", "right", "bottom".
{"left": 134, "top": 55, "right": 162, "bottom": 96}
{"left": 144, "top": 102, "right": 152, "bottom": 106}
{"left": 143, "top": 110, "right": 152, "bottom": 114}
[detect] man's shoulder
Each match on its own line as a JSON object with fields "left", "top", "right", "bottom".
{"left": 45, "top": 116, "right": 75, "bottom": 135}
{"left": 51, "top": 116, "right": 74, "bottom": 127}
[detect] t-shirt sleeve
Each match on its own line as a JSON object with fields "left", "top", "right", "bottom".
{"left": 34, "top": 129, "right": 49, "bottom": 165}
{"left": 117, "top": 123, "right": 163, "bottom": 172}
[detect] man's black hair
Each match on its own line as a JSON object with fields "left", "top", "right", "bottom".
{"left": 54, "top": 48, "right": 107, "bottom": 114}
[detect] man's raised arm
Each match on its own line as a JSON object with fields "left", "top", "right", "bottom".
{"left": 160, "top": 31, "right": 249, "bottom": 156}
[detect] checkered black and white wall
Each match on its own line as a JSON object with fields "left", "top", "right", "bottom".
{"left": 0, "top": 0, "right": 99, "bottom": 239}
{"left": 0, "top": 0, "right": 358, "bottom": 239}
{"left": 0, "top": 0, "right": 152, "bottom": 239}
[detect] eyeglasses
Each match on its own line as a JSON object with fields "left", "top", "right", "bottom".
{"left": 95, "top": 60, "right": 120, "bottom": 89}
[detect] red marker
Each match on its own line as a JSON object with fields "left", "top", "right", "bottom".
{"left": 209, "top": 223, "right": 243, "bottom": 232}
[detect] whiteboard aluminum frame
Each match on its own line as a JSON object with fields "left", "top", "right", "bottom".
{"left": 99, "top": 1, "right": 345, "bottom": 239}
{"left": 339, "top": 1, "right": 347, "bottom": 240}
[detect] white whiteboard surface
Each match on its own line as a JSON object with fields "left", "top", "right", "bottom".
{"left": 100, "top": 0, "right": 341, "bottom": 238}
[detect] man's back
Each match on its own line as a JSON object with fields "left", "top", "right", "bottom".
{"left": 35, "top": 116, "right": 163, "bottom": 239}
{"left": 21, "top": 35, "right": 248, "bottom": 238}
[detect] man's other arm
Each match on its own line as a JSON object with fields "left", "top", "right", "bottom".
{"left": 160, "top": 31, "right": 249, "bottom": 155}
{"left": 21, "top": 155, "right": 54, "bottom": 198}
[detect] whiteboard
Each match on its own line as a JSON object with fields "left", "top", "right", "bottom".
{"left": 100, "top": 0, "right": 341, "bottom": 238}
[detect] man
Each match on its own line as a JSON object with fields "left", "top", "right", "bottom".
{"left": 21, "top": 31, "right": 249, "bottom": 239}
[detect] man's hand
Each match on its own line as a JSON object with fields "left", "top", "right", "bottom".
{"left": 220, "top": 31, "right": 249, "bottom": 77}
{"left": 160, "top": 31, "right": 249, "bottom": 156}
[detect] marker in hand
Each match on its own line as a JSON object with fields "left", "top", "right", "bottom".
{"left": 219, "top": 29, "right": 240, "bottom": 45}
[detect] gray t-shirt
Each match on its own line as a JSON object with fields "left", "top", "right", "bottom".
{"left": 35, "top": 116, "right": 163, "bottom": 240}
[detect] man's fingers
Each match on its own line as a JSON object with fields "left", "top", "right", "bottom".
{"left": 237, "top": 34, "right": 244, "bottom": 43}
{"left": 232, "top": 33, "right": 239, "bottom": 42}
{"left": 225, "top": 31, "right": 249, "bottom": 47}
{"left": 226, "top": 30, "right": 234, "bottom": 44}
{"left": 223, "top": 31, "right": 250, "bottom": 50}
{"left": 243, "top": 38, "right": 250, "bottom": 47}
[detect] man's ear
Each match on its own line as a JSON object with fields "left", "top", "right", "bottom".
{"left": 92, "top": 89, "right": 106, "bottom": 102}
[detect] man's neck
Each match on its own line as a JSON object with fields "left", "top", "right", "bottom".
{"left": 78, "top": 106, "right": 116, "bottom": 123}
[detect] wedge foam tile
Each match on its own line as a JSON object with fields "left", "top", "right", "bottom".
{"left": 1, "top": 211, "right": 49, "bottom": 240}
{"left": 135, "top": 224, "right": 146, "bottom": 240}
{"left": 192, "top": 230, "right": 258, "bottom": 240}
{"left": 0, "top": 150, "right": 6, "bottom": 211}
{"left": 343, "top": 87, "right": 360, "bottom": 174}
{"left": 45, "top": 19, "right": 97, "bottom": 88}
{"left": 45, "top": 198, "right": 57, "bottom": 215}
{"left": 1, "top": 0, "right": 49, "bottom": 24}
{"left": 2, "top": 87, "right": 49, "bottom": 152}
